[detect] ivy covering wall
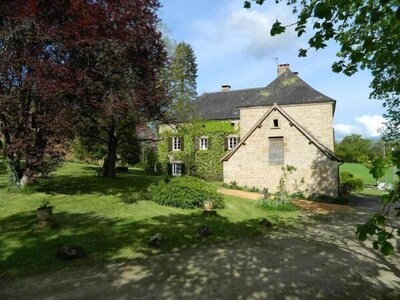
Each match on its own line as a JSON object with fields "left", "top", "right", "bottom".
{"left": 158, "top": 120, "right": 239, "bottom": 180}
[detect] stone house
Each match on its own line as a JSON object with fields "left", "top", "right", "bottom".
{"left": 159, "top": 64, "right": 342, "bottom": 196}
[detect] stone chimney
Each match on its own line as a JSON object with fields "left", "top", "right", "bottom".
{"left": 221, "top": 84, "right": 231, "bottom": 92}
{"left": 277, "top": 63, "right": 290, "bottom": 76}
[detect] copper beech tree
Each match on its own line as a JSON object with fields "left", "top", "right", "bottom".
{"left": 0, "top": 0, "right": 169, "bottom": 183}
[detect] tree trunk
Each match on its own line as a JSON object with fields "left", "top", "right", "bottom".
{"left": 102, "top": 127, "right": 118, "bottom": 177}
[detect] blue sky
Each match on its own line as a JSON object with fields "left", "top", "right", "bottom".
{"left": 159, "top": 0, "right": 387, "bottom": 140}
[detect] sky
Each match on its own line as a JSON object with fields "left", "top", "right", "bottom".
{"left": 158, "top": 0, "right": 387, "bottom": 140}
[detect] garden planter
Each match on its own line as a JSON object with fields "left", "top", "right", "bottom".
{"left": 37, "top": 207, "right": 53, "bottom": 221}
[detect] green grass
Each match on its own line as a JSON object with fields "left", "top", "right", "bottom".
{"left": 340, "top": 163, "right": 395, "bottom": 184}
{"left": 0, "top": 161, "right": 298, "bottom": 277}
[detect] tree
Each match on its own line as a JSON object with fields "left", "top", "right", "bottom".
{"left": 243, "top": 0, "right": 400, "bottom": 255}
{"left": 0, "top": 1, "right": 78, "bottom": 186}
{"left": 244, "top": 0, "right": 400, "bottom": 142}
{"left": 65, "top": 0, "right": 168, "bottom": 177}
{"left": 335, "top": 134, "right": 372, "bottom": 163}
{"left": 168, "top": 42, "right": 198, "bottom": 121}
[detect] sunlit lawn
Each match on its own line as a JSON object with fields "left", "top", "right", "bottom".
{"left": 0, "top": 161, "right": 299, "bottom": 277}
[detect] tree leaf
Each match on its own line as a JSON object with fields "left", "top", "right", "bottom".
{"left": 381, "top": 241, "right": 394, "bottom": 256}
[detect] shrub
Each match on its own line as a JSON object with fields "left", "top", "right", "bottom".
{"left": 148, "top": 176, "right": 224, "bottom": 209}
{"left": 345, "top": 178, "right": 364, "bottom": 191}
{"left": 339, "top": 178, "right": 364, "bottom": 196}
{"left": 340, "top": 171, "right": 354, "bottom": 183}
{"left": 309, "top": 193, "right": 348, "bottom": 204}
{"left": 257, "top": 197, "right": 298, "bottom": 212}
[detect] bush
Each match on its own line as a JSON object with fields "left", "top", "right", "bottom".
{"left": 309, "top": 193, "right": 348, "bottom": 204}
{"left": 148, "top": 176, "right": 224, "bottom": 209}
{"left": 345, "top": 178, "right": 364, "bottom": 191}
{"left": 340, "top": 171, "right": 354, "bottom": 183}
{"left": 256, "top": 197, "right": 298, "bottom": 212}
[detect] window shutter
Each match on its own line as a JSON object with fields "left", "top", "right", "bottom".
{"left": 167, "top": 163, "right": 172, "bottom": 175}
{"left": 224, "top": 138, "right": 229, "bottom": 151}
{"left": 194, "top": 137, "right": 199, "bottom": 150}
{"left": 168, "top": 137, "right": 172, "bottom": 152}
{"left": 181, "top": 137, "right": 184, "bottom": 151}
{"left": 269, "top": 137, "right": 284, "bottom": 164}
{"left": 181, "top": 163, "right": 186, "bottom": 175}
{"left": 207, "top": 137, "right": 211, "bottom": 149}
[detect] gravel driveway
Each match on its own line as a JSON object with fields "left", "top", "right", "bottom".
{"left": 1, "top": 195, "right": 399, "bottom": 299}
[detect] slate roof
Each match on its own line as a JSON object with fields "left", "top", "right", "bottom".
{"left": 193, "top": 69, "right": 336, "bottom": 120}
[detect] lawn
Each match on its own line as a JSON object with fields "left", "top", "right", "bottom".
{"left": 0, "top": 162, "right": 299, "bottom": 277}
{"left": 340, "top": 163, "right": 396, "bottom": 185}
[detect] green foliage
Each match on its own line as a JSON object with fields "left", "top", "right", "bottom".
{"left": 369, "top": 158, "right": 390, "bottom": 180}
{"left": 158, "top": 120, "right": 238, "bottom": 180}
{"left": 148, "top": 176, "right": 224, "bottom": 209}
{"left": 335, "top": 134, "right": 372, "bottom": 163}
{"left": 256, "top": 197, "right": 298, "bottom": 212}
{"left": 356, "top": 149, "right": 400, "bottom": 255}
{"left": 245, "top": 1, "right": 400, "bottom": 142}
{"left": 340, "top": 171, "right": 354, "bottom": 183}
{"left": 339, "top": 170, "right": 363, "bottom": 195}
{"left": 221, "top": 181, "right": 261, "bottom": 193}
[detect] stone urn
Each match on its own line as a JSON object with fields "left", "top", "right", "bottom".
{"left": 203, "top": 201, "right": 213, "bottom": 211}
{"left": 37, "top": 205, "right": 53, "bottom": 221}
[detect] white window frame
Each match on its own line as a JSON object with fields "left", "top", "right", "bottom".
{"left": 228, "top": 137, "right": 238, "bottom": 150}
{"left": 172, "top": 163, "right": 182, "bottom": 176}
{"left": 200, "top": 138, "right": 208, "bottom": 150}
{"left": 172, "top": 137, "right": 181, "bottom": 151}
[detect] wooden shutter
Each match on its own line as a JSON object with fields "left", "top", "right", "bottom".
{"left": 181, "top": 163, "right": 186, "bottom": 175}
{"left": 194, "top": 137, "right": 200, "bottom": 150}
{"left": 181, "top": 137, "right": 184, "bottom": 151}
{"left": 168, "top": 137, "right": 172, "bottom": 152}
{"left": 207, "top": 137, "right": 211, "bottom": 149}
{"left": 269, "top": 137, "right": 284, "bottom": 165}
{"left": 224, "top": 138, "right": 229, "bottom": 151}
{"left": 167, "top": 163, "right": 172, "bottom": 175}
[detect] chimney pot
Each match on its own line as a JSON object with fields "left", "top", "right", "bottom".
{"left": 277, "top": 63, "right": 290, "bottom": 76}
{"left": 221, "top": 84, "right": 231, "bottom": 92}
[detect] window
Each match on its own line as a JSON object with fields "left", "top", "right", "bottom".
{"left": 172, "top": 137, "right": 181, "bottom": 151}
{"left": 228, "top": 137, "right": 238, "bottom": 150}
{"left": 200, "top": 138, "right": 208, "bottom": 150}
{"left": 172, "top": 163, "right": 182, "bottom": 176}
{"left": 269, "top": 137, "right": 284, "bottom": 165}
{"left": 273, "top": 119, "right": 279, "bottom": 128}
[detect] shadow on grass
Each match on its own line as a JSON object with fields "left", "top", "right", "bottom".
{"left": 0, "top": 208, "right": 278, "bottom": 277}
{"left": 34, "top": 171, "right": 160, "bottom": 198}
{"left": 1, "top": 195, "right": 399, "bottom": 299}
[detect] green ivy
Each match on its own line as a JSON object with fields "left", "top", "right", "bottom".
{"left": 158, "top": 120, "right": 238, "bottom": 180}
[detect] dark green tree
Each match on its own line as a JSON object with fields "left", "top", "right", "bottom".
{"left": 244, "top": 0, "right": 399, "bottom": 143}
{"left": 335, "top": 134, "right": 372, "bottom": 163}
{"left": 168, "top": 42, "right": 198, "bottom": 121}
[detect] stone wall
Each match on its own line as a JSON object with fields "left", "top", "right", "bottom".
{"left": 224, "top": 103, "right": 338, "bottom": 196}
{"left": 239, "top": 103, "right": 335, "bottom": 150}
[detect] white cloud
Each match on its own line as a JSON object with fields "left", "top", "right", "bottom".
{"left": 355, "top": 115, "right": 386, "bottom": 137}
{"left": 189, "top": 4, "right": 299, "bottom": 63}
{"left": 334, "top": 114, "right": 386, "bottom": 139}
{"left": 334, "top": 124, "right": 361, "bottom": 136}
{"left": 226, "top": 9, "right": 299, "bottom": 59}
